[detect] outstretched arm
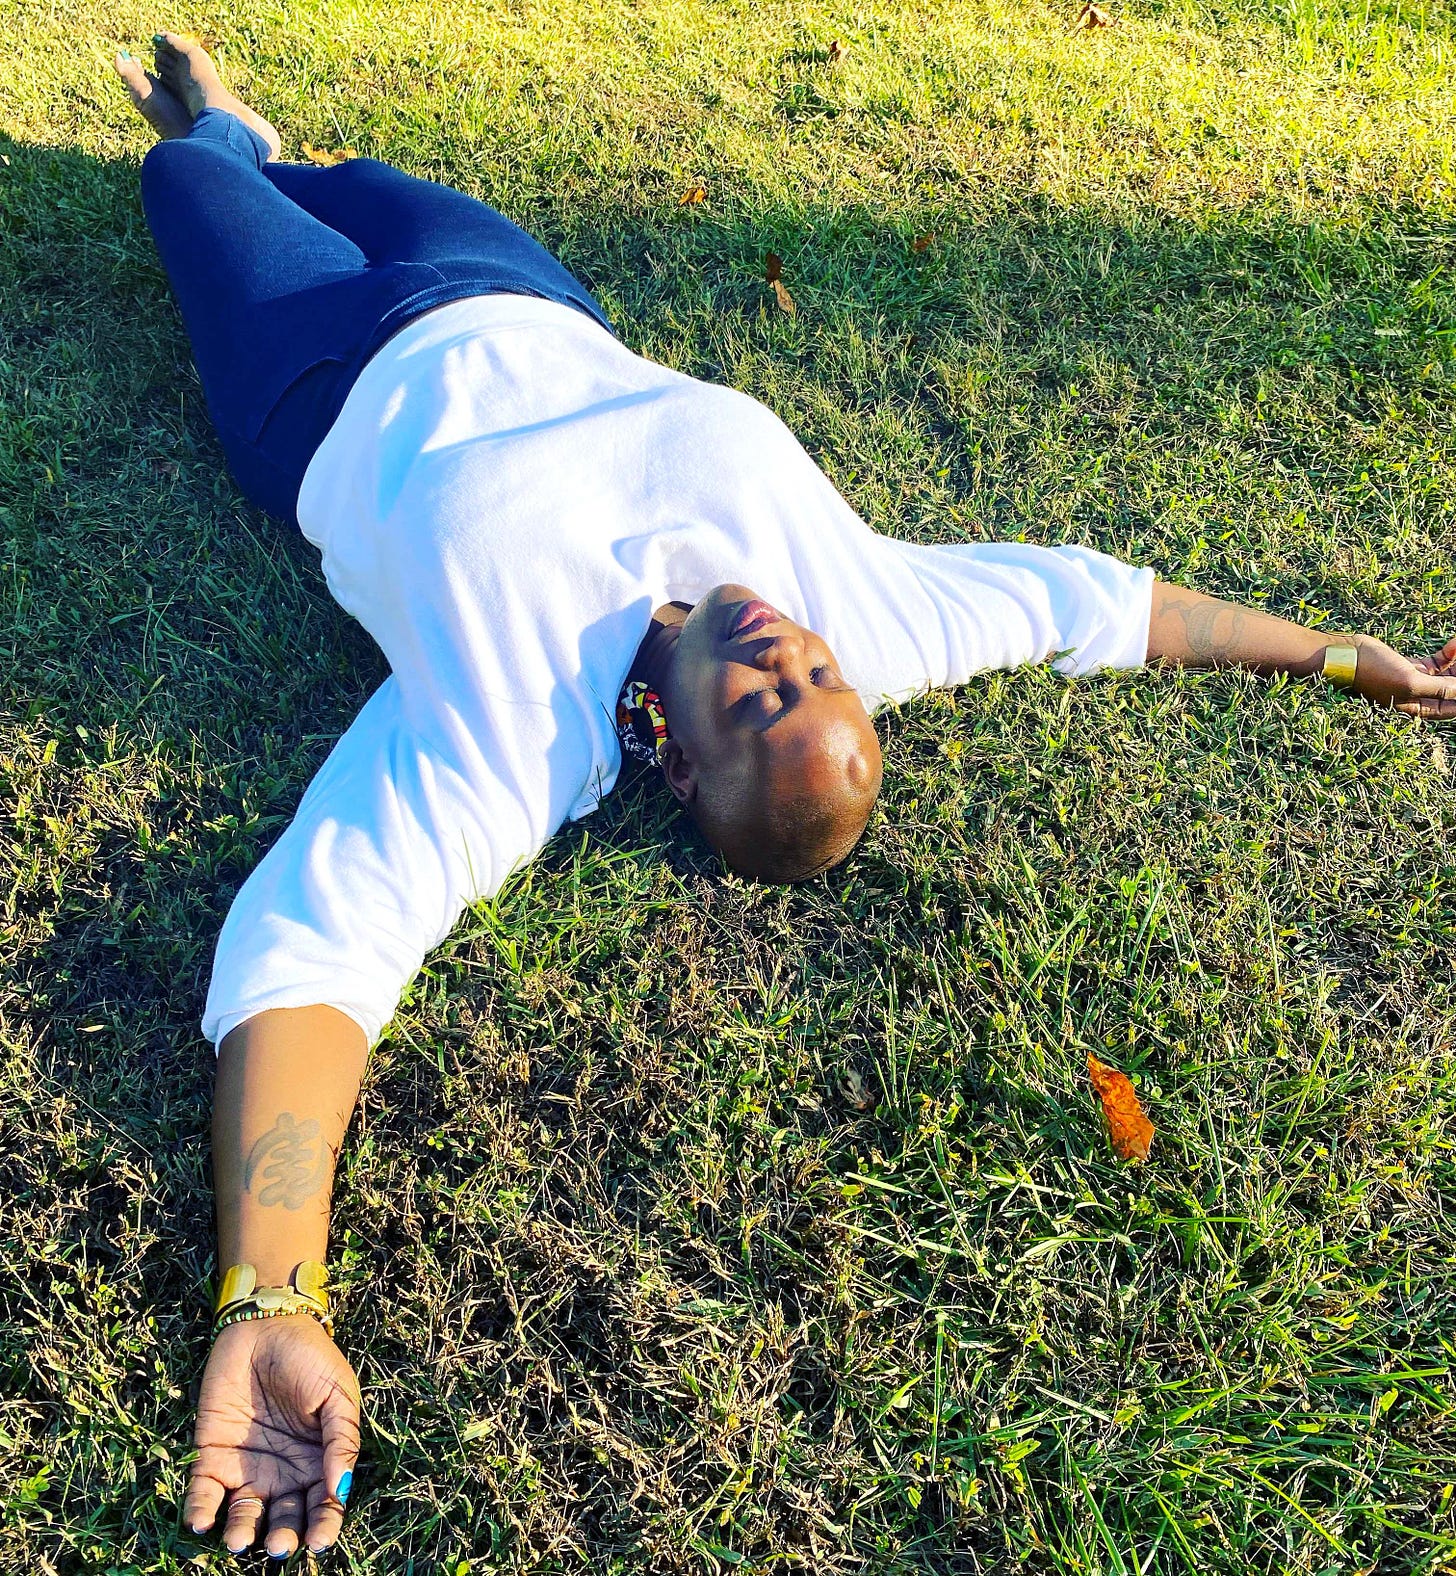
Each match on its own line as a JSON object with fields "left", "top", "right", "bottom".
{"left": 189, "top": 681, "right": 518, "bottom": 1555}
{"left": 183, "top": 1006, "right": 368, "bottom": 1559}
{"left": 1147, "top": 581, "right": 1456, "bottom": 719}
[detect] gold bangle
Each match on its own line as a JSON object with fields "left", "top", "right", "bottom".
{"left": 213, "top": 1260, "right": 332, "bottom": 1335}
{"left": 1322, "top": 644, "right": 1359, "bottom": 687}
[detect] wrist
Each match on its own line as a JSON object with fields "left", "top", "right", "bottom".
{"left": 1320, "top": 639, "right": 1361, "bottom": 688}
{"left": 213, "top": 1259, "right": 333, "bottom": 1338}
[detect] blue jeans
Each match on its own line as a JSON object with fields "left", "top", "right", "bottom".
{"left": 141, "top": 110, "right": 613, "bottom": 522}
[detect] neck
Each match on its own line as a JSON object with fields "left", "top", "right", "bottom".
{"left": 631, "top": 602, "right": 690, "bottom": 700}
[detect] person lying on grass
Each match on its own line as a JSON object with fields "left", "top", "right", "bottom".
{"left": 112, "top": 32, "right": 1456, "bottom": 1559}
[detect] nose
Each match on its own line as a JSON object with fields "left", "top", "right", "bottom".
{"left": 755, "top": 630, "right": 806, "bottom": 669}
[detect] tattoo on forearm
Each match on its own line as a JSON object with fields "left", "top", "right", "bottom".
{"left": 1161, "top": 594, "right": 1249, "bottom": 661}
{"left": 243, "top": 1112, "right": 329, "bottom": 1209}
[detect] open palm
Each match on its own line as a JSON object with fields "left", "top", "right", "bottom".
{"left": 184, "top": 1315, "right": 361, "bottom": 1558}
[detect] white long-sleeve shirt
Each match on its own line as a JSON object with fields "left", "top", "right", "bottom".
{"left": 201, "top": 295, "right": 1153, "bottom": 1047}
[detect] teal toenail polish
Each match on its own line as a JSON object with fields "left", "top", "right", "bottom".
{"left": 335, "top": 1469, "right": 352, "bottom": 1505}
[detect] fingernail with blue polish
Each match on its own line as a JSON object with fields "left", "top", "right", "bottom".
{"left": 335, "top": 1469, "right": 353, "bottom": 1505}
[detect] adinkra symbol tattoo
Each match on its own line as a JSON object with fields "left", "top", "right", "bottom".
{"left": 1165, "top": 595, "right": 1249, "bottom": 661}
{"left": 243, "top": 1112, "right": 329, "bottom": 1209}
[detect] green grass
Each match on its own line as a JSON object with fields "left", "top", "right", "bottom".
{"left": 3, "top": 0, "right": 1456, "bottom": 1569}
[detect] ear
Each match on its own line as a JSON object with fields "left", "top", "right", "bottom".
{"left": 660, "top": 739, "right": 698, "bottom": 806}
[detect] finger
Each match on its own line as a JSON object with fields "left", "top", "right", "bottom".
{"left": 305, "top": 1385, "right": 361, "bottom": 1552}
{"left": 1398, "top": 695, "right": 1456, "bottom": 719}
{"left": 304, "top": 1477, "right": 347, "bottom": 1554}
{"left": 222, "top": 1490, "right": 267, "bottom": 1554}
{"left": 265, "top": 1490, "right": 307, "bottom": 1560}
{"left": 182, "top": 1470, "right": 227, "bottom": 1535}
{"left": 1417, "top": 637, "right": 1456, "bottom": 674}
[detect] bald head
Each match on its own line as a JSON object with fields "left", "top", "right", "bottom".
{"left": 654, "top": 584, "right": 884, "bottom": 883}
{"left": 694, "top": 714, "right": 882, "bottom": 881}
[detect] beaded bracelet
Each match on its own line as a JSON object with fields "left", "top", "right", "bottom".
{"left": 214, "top": 1300, "right": 333, "bottom": 1337}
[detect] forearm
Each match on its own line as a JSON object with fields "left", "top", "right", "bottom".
{"left": 214, "top": 1005, "right": 369, "bottom": 1287}
{"left": 1146, "top": 580, "right": 1339, "bottom": 675}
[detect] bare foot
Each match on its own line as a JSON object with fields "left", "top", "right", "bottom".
{"left": 113, "top": 49, "right": 193, "bottom": 140}
{"left": 149, "top": 31, "right": 281, "bottom": 160}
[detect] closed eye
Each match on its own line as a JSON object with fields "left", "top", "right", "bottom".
{"left": 734, "top": 687, "right": 782, "bottom": 723}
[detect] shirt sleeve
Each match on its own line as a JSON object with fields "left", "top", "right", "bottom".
{"left": 201, "top": 676, "right": 528, "bottom": 1049}
{"left": 860, "top": 539, "right": 1154, "bottom": 704}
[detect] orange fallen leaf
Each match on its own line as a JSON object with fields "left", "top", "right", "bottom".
{"left": 771, "top": 278, "right": 797, "bottom": 315}
{"left": 302, "top": 142, "right": 357, "bottom": 166}
{"left": 912, "top": 233, "right": 936, "bottom": 253}
{"left": 679, "top": 184, "right": 707, "bottom": 205}
{"left": 1072, "top": 1, "right": 1118, "bottom": 27}
{"left": 1087, "top": 1053, "right": 1154, "bottom": 1162}
{"left": 828, "top": 38, "right": 849, "bottom": 64}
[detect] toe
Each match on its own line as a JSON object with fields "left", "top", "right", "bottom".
{"left": 114, "top": 49, "right": 149, "bottom": 98}
{"left": 115, "top": 51, "right": 192, "bottom": 137}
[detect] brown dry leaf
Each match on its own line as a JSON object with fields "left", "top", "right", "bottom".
{"left": 828, "top": 38, "right": 849, "bottom": 64}
{"left": 302, "top": 143, "right": 357, "bottom": 167}
{"left": 1072, "top": 2, "right": 1118, "bottom": 27}
{"left": 1087, "top": 1053, "right": 1155, "bottom": 1162}
{"left": 764, "top": 255, "right": 796, "bottom": 313}
{"left": 912, "top": 233, "right": 936, "bottom": 253}
{"left": 679, "top": 185, "right": 707, "bottom": 206}
{"left": 837, "top": 1069, "right": 875, "bottom": 1111}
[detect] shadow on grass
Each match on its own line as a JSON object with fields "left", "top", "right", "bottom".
{"left": 3, "top": 127, "right": 1456, "bottom": 1571}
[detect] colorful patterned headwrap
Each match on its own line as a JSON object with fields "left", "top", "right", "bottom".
{"left": 616, "top": 679, "right": 669, "bottom": 766}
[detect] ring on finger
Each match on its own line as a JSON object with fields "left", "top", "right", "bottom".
{"left": 228, "top": 1495, "right": 266, "bottom": 1510}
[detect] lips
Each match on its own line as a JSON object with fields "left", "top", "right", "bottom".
{"left": 728, "top": 599, "right": 781, "bottom": 640}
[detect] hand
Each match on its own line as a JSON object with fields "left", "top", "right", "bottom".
{"left": 1345, "top": 634, "right": 1456, "bottom": 718}
{"left": 183, "top": 1314, "right": 361, "bottom": 1558}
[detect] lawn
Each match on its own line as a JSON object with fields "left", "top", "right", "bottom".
{"left": 2, "top": 0, "right": 1456, "bottom": 1570}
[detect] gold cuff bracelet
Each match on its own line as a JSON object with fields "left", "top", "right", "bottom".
{"left": 1321, "top": 644, "right": 1359, "bottom": 687}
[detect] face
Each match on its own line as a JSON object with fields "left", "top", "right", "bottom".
{"left": 659, "top": 583, "right": 881, "bottom": 829}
